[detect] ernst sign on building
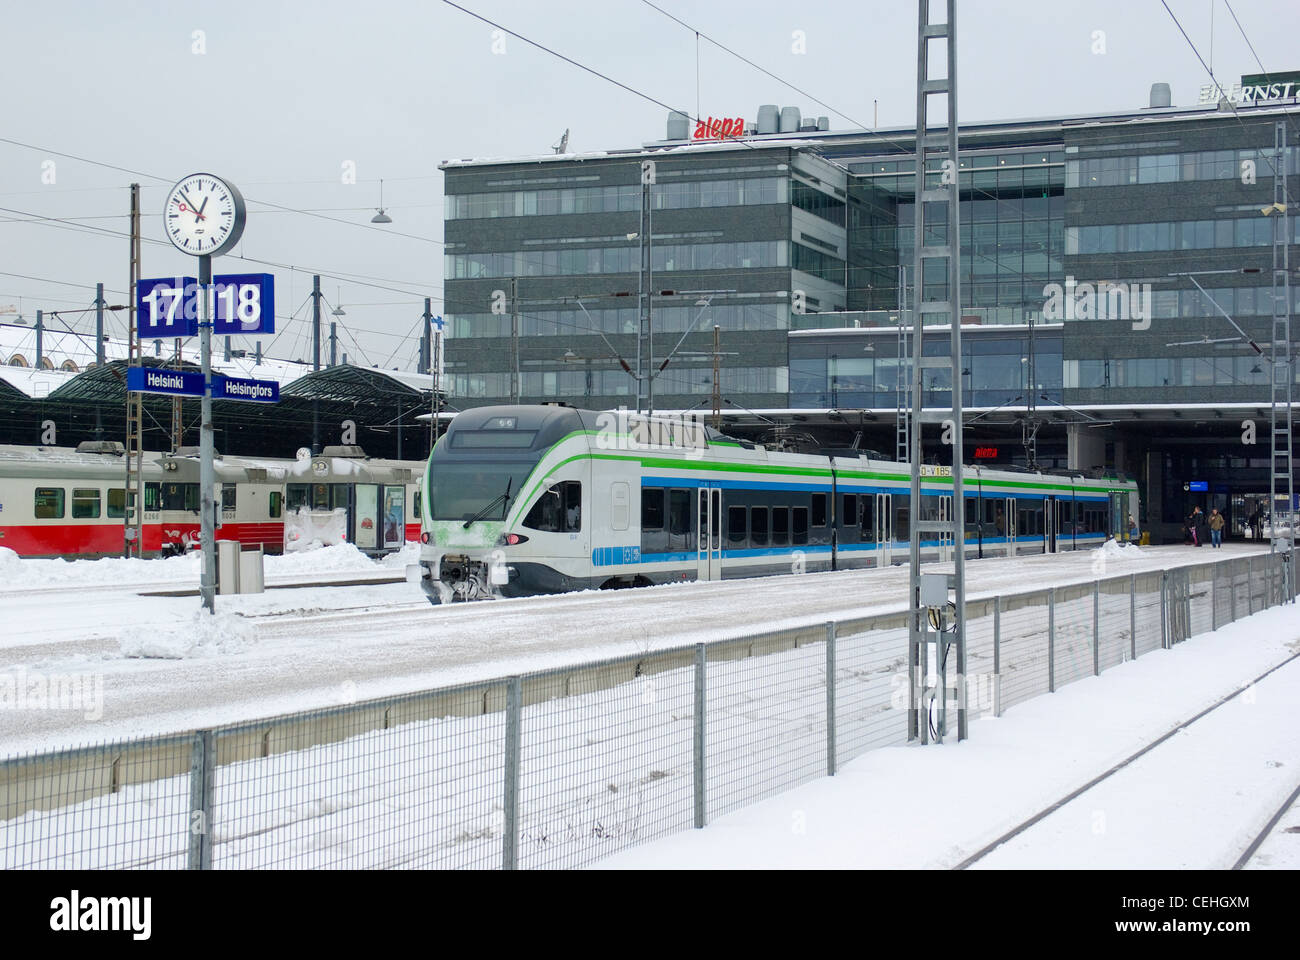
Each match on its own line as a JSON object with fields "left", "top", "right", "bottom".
{"left": 1197, "top": 71, "right": 1300, "bottom": 105}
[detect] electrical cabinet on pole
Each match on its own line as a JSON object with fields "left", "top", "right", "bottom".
{"left": 908, "top": 0, "right": 967, "bottom": 744}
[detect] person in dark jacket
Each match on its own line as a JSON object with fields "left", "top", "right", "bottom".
{"left": 1187, "top": 507, "right": 1201, "bottom": 546}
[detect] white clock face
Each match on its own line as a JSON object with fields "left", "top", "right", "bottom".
{"left": 164, "top": 174, "right": 246, "bottom": 256}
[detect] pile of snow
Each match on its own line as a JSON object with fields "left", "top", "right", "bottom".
{"left": 264, "top": 542, "right": 394, "bottom": 576}
{"left": 119, "top": 610, "right": 257, "bottom": 659}
{"left": 1093, "top": 538, "right": 1144, "bottom": 561}
{"left": 284, "top": 507, "right": 347, "bottom": 552}
{"left": 0, "top": 548, "right": 201, "bottom": 588}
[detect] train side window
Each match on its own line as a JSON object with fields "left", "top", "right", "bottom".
{"left": 772, "top": 507, "right": 790, "bottom": 546}
{"left": 642, "top": 488, "right": 665, "bottom": 530}
{"left": 792, "top": 506, "right": 809, "bottom": 545}
{"left": 564, "top": 481, "right": 582, "bottom": 532}
{"left": 859, "top": 495, "right": 874, "bottom": 531}
{"left": 35, "top": 487, "right": 65, "bottom": 519}
{"left": 750, "top": 506, "right": 769, "bottom": 546}
{"left": 221, "top": 487, "right": 236, "bottom": 511}
{"left": 72, "top": 488, "right": 101, "bottom": 519}
{"left": 269, "top": 491, "right": 283, "bottom": 519}
{"left": 413, "top": 491, "right": 422, "bottom": 518}
{"left": 727, "top": 505, "right": 747, "bottom": 545}
{"left": 842, "top": 493, "right": 857, "bottom": 526}
{"left": 668, "top": 489, "right": 691, "bottom": 538}
{"left": 107, "top": 488, "right": 126, "bottom": 519}
{"left": 145, "top": 483, "right": 160, "bottom": 512}
{"left": 811, "top": 493, "right": 827, "bottom": 527}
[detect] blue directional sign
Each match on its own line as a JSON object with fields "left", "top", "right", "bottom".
{"left": 212, "top": 273, "right": 275, "bottom": 335}
{"left": 1188, "top": 480, "right": 1209, "bottom": 492}
{"left": 213, "top": 375, "right": 279, "bottom": 403}
{"left": 126, "top": 366, "right": 206, "bottom": 397}
{"left": 138, "top": 277, "right": 199, "bottom": 338}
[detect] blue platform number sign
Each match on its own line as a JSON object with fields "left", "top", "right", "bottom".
{"left": 213, "top": 274, "right": 274, "bottom": 334}
{"left": 138, "top": 277, "right": 199, "bottom": 338}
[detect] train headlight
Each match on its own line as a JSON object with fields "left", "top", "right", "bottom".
{"left": 496, "top": 533, "right": 529, "bottom": 547}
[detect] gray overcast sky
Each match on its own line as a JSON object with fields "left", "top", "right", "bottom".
{"left": 1, "top": 0, "right": 1296, "bottom": 369}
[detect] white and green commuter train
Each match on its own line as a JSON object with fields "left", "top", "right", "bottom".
{"left": 410, "top": 405, "right": 1139, "bottom": 603}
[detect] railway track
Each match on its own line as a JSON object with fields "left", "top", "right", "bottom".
{"left": 953, "top": 650, "right": 1300, "bottom": 870}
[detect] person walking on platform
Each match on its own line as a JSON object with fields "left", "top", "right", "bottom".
{"left": 1209, "top": 508, "right": 1224, "bottom": 548}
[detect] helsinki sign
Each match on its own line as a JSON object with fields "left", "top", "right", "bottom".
{"left": 126, "top": 367, "right": 279, "bottom": 402}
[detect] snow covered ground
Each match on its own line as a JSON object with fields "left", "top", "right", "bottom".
{"left": 592, "top": 604, "right": 1300, "bottom": 870}
{"left": 0, "top": 541, "right": 1274, "bottom": 756}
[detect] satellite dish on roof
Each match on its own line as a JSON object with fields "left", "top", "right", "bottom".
{"left": 296, "top": 447, "right": 311, "bottom": 462}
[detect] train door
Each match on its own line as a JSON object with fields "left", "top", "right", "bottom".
{"left": 696, "top": 485, "right": 722, "bottom": 580}
{"left": 382, "top": 485, "right": 406, "bottom": 548}
{"left": 875, "top": 493, "right": 893, "bottom": 566}
{"left": 1109, "top": 493, "right": 1123, "bottom": 540}
{"left": 355, "top": 484, "right": 379, "bottom": 550}
{"left": 1004, "top": 497, "right": 1017, "bottom": 557}
{"left": 1045, "top": 497, "right": 1057, "bottom": 553}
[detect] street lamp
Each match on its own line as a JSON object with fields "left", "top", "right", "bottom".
{"left": 370, "top": 179, "right": 393, "bottom": 224}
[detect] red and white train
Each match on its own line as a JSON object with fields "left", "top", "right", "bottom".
{"left": 0, "top": 441, "right": 424, "bottom": 559}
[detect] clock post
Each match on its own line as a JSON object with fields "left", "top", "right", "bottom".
{"left": 198, "top": 251, "right": 216, "bottom": 613}
{"left": 164, "top": 173, "right": 247, "bottom": 614}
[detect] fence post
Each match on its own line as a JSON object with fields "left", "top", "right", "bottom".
{"left": 502, "top": 676, "right": 521, "bottom": 870}
{"left": 1048, "top": 587, "right": 1056, "bottom": 693}
{"left": 825, "top": 622, "right": 836, "bottom": 777}
{"left": 993, "top": 596, "right": 1002, "bottom": 718}
{"left": 1160, "top": 571, "right": 1168, "bottom": 650}
{"left": 1230, "top": 559, "right": 1238, "bottom": 622}
{"left": 1211, "top": 561, "right": 1218, "bottom": 632}
{"left": 1129, "top": 573, "right": 1137, "bottom": 661}
{"left": 1092, "top": 580, "right": 1101, "bottom": 676}
{"left": 1247, "top": 556, "right": 1254, "bottom": 615}
{"left": 187, "top": 729, "right": 214, "bottom": 870}
{"left": 694, "top": 643, "right": 707, "bottom": 829}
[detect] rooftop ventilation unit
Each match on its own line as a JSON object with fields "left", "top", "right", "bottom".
{"left": 779, "top": 106, "right": 802, "bottom": 133}
{"left": 75, "top": 440, "right": 125, "bottom": 456}
{"left": 667, "top": 110, "right": 690, "bottom": 140}
{"left": 1149, "top": 82, "right": 1172, "bottom": 108}
{"left": 757, "top": 104, "right": 779, "bottom": 134}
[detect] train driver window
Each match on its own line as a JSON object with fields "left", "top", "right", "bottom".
{"left": 221, "top": 487, "right": 236, "bottom": 511}
{"left": 523, "top": 481, "right": 581, "bottom": 533}
{"left": 34, "top": 487, "right": 65, "bottom": 519}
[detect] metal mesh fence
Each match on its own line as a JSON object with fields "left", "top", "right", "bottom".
{"left": 515, "top": 648, "right": 695, "bottom": 870}
{"left": 1133, "top": 571, "right": 1165, "bottom": 657}
{"left": 833, "top": 618, "right": 909, "bottom": 766}
{"left": 0, "top": 734, "right": 193, "bottom": 869}
{"left": 996, "top": 590, "right": 1051, "bottom": 711}
{"left": 209, "top": 682, "right": 509, "bottom": 870}
{"left": 1052, "top": 586, "right": 1095, "bottom": 691}
{"left": 704, "top": 626, "right": 829, "bottom": 821}
{"left": 0, "top": 550, "right": 1288, "bottom": 870}
{"left": 1097, "top": 579, "right": 1132, "bottom": 673}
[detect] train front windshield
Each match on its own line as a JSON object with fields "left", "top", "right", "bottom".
{"left": 427, "top": 460, "right": 539, "bottom": 522}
